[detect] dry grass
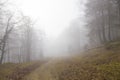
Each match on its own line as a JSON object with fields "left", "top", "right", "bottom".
{"left": 25, "top": 41, "right": 120, "bottom": 80}
{"left": 0, "top": 62, "right": 38, "bottom": 80}
{"left": 1, "top": 41, "right": 120, "bottom": 80}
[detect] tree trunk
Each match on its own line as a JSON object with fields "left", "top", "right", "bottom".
{"left": 0, "top": 40, "right": 6, "bottom": 64}
{"left": 101, "top": 10, "right": 106, "bottom": 43}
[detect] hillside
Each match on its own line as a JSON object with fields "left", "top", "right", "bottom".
{"left": 25, "top": 41, "right": 120, "bottom": 80}
{"left": 0, "top": 41, "right": 120, "bottom": 80}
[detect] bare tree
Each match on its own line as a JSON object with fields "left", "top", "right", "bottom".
{"left": 0, "top": 14, "right": 14, "bottom": 64}
{"left": 86, "top": 0, "right": 120, "bottom": 47}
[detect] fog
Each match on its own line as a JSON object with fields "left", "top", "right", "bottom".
{"left": 1, "top": 0, "right": 120, "bottom": 79}
{"left": 44, "top": 19, "right": 88, "bottom": 57}
{"left": 2, "top": 0, "right": 117, "bottom": 61}
{"left": 12, "top": 0, "right": 87, "bottom": 57}
{"left": 12, "top": 0, "right": 82, "bottom": 38}
{"left": 0, "top": 0, "right": 88, "bottom": 63}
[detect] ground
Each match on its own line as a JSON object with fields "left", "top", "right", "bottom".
{"left": 0, "top": 41, "right": 120, "bottom": 80}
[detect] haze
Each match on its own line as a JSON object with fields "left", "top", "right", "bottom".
{"left": 4, "top": 0, "right": 87, "bottom": 57}
{"left": 0, "top": 0, "right": 120, "bottom": 79}
{"left": 12, "top": 0, "right": 85, "bottom": 38}
{"left": 0, "top": 0, "right": 88, "bottom": 63}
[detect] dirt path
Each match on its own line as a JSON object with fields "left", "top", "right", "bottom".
{"left": 6, "top": 61, "right": 47, "bottom": 80}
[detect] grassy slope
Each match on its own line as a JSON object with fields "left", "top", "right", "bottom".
{"left": 0, "top": 41, "right": 120, "bottom": 80}
{"left": 0, "top": 62, "right": 37, "bottom": 80}
{"left": 25, "top": 41, "right": 120, "bottom": 80}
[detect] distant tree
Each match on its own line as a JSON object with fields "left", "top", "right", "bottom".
{"left": 59, "top": 21, "right": 87, "bottom": 54}
{"left": 0, "top": 14, "right": 15, "bottom": 64}
{"left": 86, "top": 0, "right": 120, "bottom": 47}
{"left": 0, "top": 0, "right": 44, "bottom": 63}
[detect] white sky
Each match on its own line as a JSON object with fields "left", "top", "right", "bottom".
{"left": 12, "top": 0, "right": 83, "bottom": 38}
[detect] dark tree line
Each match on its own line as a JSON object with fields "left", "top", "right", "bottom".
{"left": 86, "top": 0, "right": 120, "bottom": 46}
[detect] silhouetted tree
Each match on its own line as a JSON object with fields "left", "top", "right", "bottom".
{"left": 86, "top": 0, "right": 120, "bottom": 47}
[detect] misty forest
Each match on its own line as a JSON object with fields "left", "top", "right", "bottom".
{"left": 0, "top": 0, "right": 120, "bottom": 80}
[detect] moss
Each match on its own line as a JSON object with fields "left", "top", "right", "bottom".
{"left": 97, "top": 62, "right": 120, "bottom": 80}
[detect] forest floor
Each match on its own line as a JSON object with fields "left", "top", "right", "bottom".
{"left": 0, "top": 41, "right": 120, "bottom": 80}
{"left": 0, "top": 61, "right": 47, "bottom": 80}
